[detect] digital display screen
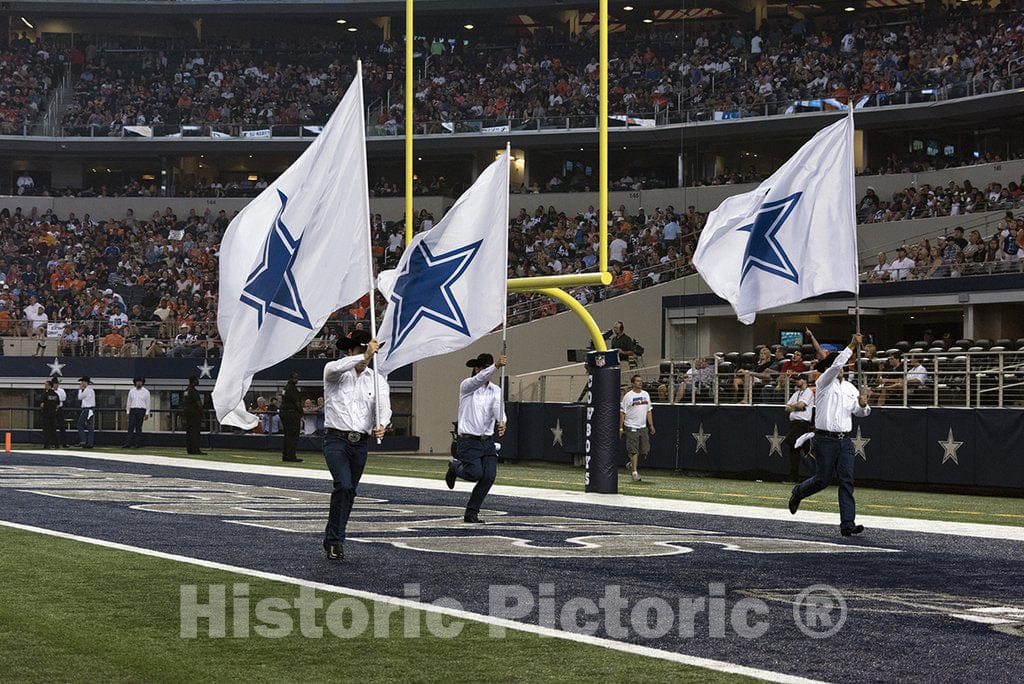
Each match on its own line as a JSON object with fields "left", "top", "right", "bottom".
{"left": 780, "top": 331, "right": 804, "bottom": 347}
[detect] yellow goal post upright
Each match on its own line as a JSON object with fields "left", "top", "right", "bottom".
{"left": 402, "top": 0, "right": 611, "bottom": 352}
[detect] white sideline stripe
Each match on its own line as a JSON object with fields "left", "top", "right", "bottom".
{"left": 0, "top": 519, "right": 821, "bottom": 684}
{"left": 21, "top": 450, "right": 1024, "bottom": 542}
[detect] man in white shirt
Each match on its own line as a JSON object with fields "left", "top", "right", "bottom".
{"left": 321, "top": 330, "right": 391, "bottom": 561}
{"left": 125, "top": 376, "right": 151, "bottom": 448}
{"left": 906, "top": 357, "right": 928, "bottom": 387}
{"left": 782, "top": 376, "right": 815, "bottom": 482}
{"left": 620, "top": 374, "right": 655, "bottom": 482}
{"left": 888, "top": 247, "right": 916, "bottom": 281}
{"left": 23, "top": 296, "right": 46, "bottom": 335}
{"left": 789, "top": 333, "right": 871, "bottom": 536}
{"left": 76, "top": 376, "right": 97, "bottom": 449}
{"left": 445, "top": 352, "right": 508, "bottom": 523}
{"left": 51, "top": 376, "right": 69, "bottom": 447}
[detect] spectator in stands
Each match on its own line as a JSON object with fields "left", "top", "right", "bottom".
{"left": 868, "top": 252, "right": 890, "bottom": 282}
{"left": 677, "top": 357, "right": 714, "bottom": 402}
{"left": 872, "top": 352, "right": 904, "bottom": 406}
{"left": 733, "top": 346, "right": 774, "bottom": 404}
{"left": 888, "top": 247, "right": 916, "bottom": 281}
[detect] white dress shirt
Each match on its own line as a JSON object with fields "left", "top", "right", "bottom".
{"left": 54, "top": 387, "right": 66, "bottom": 407}
{"left": 787, "top": 388, "right": 814, "bottom": 422}
{"left": 77, "top": 386, "right": 96, "bottom": 409}
{"left": 458, "top": 365, "right": 506, "bottom": 437}
{"left": 813, "top": 347, "right": 870, "bottom": 433}
{"left": 323, "top": 355, "right": 392, "bottom": 433}
{"left": 126, "top": 386, "right": 151, "bottom": 415}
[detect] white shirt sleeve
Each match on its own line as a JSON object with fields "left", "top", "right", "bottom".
{"left": 376, "top": 373, "right": 393, "bottom": 427}
{"left": 460, "top": 364, "right": 496, "bottom": 396}
{"left": 816, "top": 347, "right": 852, "bottom": 389}
{"left": 324, "top": 354, "right": 363, "bottom": 382}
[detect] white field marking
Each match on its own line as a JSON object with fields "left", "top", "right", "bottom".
{"left": 0, "top": 519, "right": 822, "bottom": 684}
{"left": 19, "top": 449, "right": 1024, "bottom": 542}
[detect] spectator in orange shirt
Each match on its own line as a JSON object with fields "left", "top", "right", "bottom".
{"left": 101, "top": 330, "right": 125, "bottom": 357}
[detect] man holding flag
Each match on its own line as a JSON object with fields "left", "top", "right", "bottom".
{"left": 213, "top": 67, "right": 375, "bottom": 430}
{"left": 693, "top": 107, "right": 870, "bottom": 534}
{"left": 375, "top": 148, "right": 511, "bottom": 520}
{"left": 445, "top": 352, "right": 508, "bottom": 523}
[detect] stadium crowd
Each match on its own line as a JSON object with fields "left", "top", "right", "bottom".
{"left": 27, "top": 4, "right": 1021, "bottom": 136}
{"left": 0, "top": 188, "right": 1020, "bottom": 350}
{"left": 0, "top": 34, "right": 61, "bottom": 135}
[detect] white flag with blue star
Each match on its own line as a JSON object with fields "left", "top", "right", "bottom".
{"left": 213, "top": 71, "right": 372, "bottom": 429}
{"left": 374, "top": 151, "right": 510, "bottom": 377}
{"left": 692, "top": 111, "right": 858, "bottom": 324}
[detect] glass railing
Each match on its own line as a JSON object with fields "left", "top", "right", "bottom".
{"left": 43, "top": 75, "right": 1024, "bottom": 139}
{"left": 511, "top": 350, "right": 1024, "bottom": 409}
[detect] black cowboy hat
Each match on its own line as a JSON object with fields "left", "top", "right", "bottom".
{"left": 336, "top": 329, "right": 372, "bottom": 352}
{"left": 78, "top": 376, "right": 92, "bottom": 384}
{"left": 465, "top": 353, "right": 494, "bottom": 368}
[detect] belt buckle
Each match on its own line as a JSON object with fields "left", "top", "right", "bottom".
{"left": 347, "top": 432, "right": 362, "bottom": 444}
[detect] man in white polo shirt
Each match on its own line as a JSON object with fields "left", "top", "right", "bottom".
{"left": 782, "top": 375, "right": 814, "bottom": 482}
{"left": 620, "top": 374, "right": 655, "bottom": 482}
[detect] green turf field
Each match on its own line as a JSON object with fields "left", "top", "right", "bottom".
{"left": 34, "top": 446, "right": 1024, "bottom": 528}
{"left": 0, "top": 525, "right": 752, "bottom": 683}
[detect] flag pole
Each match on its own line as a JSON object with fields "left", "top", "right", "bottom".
{"left": 357, "top": 60, "right": 383, "bottom": 445}
{"left": 848, "top": 100, "right": 863, "bottom": 391}
{"left": 500, "top": 142, "right": 510, "bottom": 400}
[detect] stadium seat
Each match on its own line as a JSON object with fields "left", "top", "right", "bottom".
{"left": 909, "top": 348, "right": 924, "bottom": 355}
{"left": 994, "top": 338, "right": 1012, "bottom": 348}
{"left": 947, "top": 347, "right": 964, "bottom": 354}
{"left": 800, "top": 343, "right": 815, "bottom": 358}
{"left": 739, "top": 351, "right": 756, "bottom": 369}
{"left": 975, "top": 339, "right": 992, "bottom": 349}
{"left": 927, "top": 347, "right": 945, "bottom": 354}
{"left": 724, "top": 351, "right": 741, "bottom": 366}
{"left": 884, "top": 348, "right": 901, "bottom": 357}
{"left": 1017, "top": 339, "right": 1024, "bottom": 350}
{"left": 912, "top": 340, "right": 928, "bottom": 349}
{"left": 954, "top": 339, "right": 974, "bottom": 348}
{"left": 895, "top": 341, "right": 911, "bottom": 352}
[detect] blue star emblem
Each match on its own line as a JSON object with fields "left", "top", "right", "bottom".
{"left": 239, "top": 190, "right": 313, "bottom": 330}
{"left": 737, "top": 191, "right": 802, "bottom": 284}
{"left": 385, "top": 240, "right": 482, "bottom": 358}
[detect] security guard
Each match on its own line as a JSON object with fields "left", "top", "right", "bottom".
{"left": 40, "top": 379, "right": 60, "bottom": 448}
{"left": 445, "top": 352, "right": 507, "bottom": 523}
{"left": 51, "top": 376, "right": 69, "bottom": 448}
{"left": 183, "top": 375, "right": 206, "bottom": 455}
{"left": 321, "top": 330, "right": 391, "bottom": 561}
{"left": 280, "top": 372, "right": 304, "bottom": 463}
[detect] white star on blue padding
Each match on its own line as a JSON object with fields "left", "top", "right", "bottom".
{"left": 737, "top": 191, "right": 802, "bottom": 285}
{"left": 240, "top": 190, "right": 313, "bottom": 330}
{"left": 385, "top": 240, "right": 482, "bottom": 358}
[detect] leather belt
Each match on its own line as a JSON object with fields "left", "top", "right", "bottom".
{"left": 816, "top": 430, "right": 848, "bottom": 439}
{"left": 326, "top": 427, "right": 368, "bottom": 443}
{"left": 459, "top": 434, "right": 492, "bottom": 441}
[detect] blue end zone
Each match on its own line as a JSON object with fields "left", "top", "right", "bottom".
{"left": 0, "top": 451, "right": 1021, "bottom": 681}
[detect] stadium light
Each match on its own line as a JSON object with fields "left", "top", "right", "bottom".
{"left": 463, "top": 24, "right": 474, "bottom": 30}
{"left": 348, "top": 27, "right": 358, "bottom": 32}
{"left": 335, "top": 19, "right": 347, "bottom": 24}
{"left": 844, "top": 6, "right": 855, "bottom": 11}
{"left": 21, "top": 17, "right": 34, "bottom": 29}
{"left": 622, "top": 5, "right": 634, "bottom": 10}
{"left": 642, "top": 18, "right": 653, "bottom": 23}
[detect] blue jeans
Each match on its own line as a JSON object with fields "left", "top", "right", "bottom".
{"left": 323, "top": 434, "right": 368, "bottom": 544}
{"left": 453, "top": 437, "right": 497, "bottom": 515}
{"left": 77, "top": 408, "right": 95, "bottom": 447}
{"left": 794, "top": 434, "right": 856, "bottom": 528}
